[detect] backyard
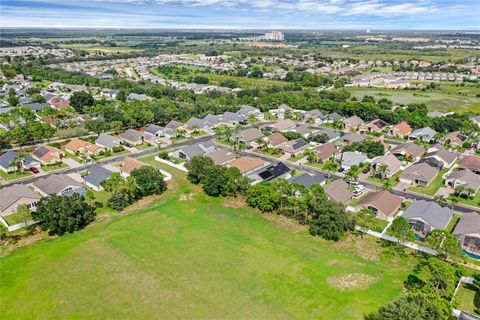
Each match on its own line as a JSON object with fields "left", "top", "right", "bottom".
{"left": 1, "top": 160, "right": 418, "bottom": 319}
{"left": 454, "top": 283, "right": 480, "bottom": 316}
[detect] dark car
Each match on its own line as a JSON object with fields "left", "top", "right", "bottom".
{"left": 29, "top": 167, "right": 39, "bottom": 174}
{"left": 362, "top": 167, "right": 370, "bottom": 174}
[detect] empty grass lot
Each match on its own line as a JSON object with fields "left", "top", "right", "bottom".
{"left": 1, "top": 162, "right": 418, "bottom": 319}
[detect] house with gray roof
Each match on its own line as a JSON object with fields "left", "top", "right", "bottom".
{"left": 22, "top": 102, "right": 50, "bottom": 112}
{"left": 445, "top": 169, "right": 480, "bottom": 196}
{"left": 327, "top": 112, "right": 344, "bottom": 122}
{"left": 185, "top": 117, "right": 206, "bottom": 131}
{"left": 221, "top": 111, "right": 246, "bottom": 125}
{"left": 0, "top": 184, "right": 41, "bottom": 217}
{"left": 0, "top": 151, "right": 39, "bottom": 173}
{"left": 279, "top": 138, "right": 310, "bottom": 158}
{"left": 84, "top": 165, "right": 113, "bottom": 191}
{"left": 337, "top": 151, "right": 368, "bottom": 171}
{"left": 371, "top": 153, "right": 402, "bottom": 178}
{"left": 235, "top": 128, "right": 265, "bottom": 148}
{"left": 95, "top": 133, "right": 122, "bottom": 150}
{"left": 453, "top": 211, "right": 480, "bottom": 257}
{"left": 399, "top": 162, "right": 439, "bottom": 187}
{"left": 392, "top": 142, "right": 426, "bottom": 162}
{"left": 170, "top": 140, "right": 216, "bottom": 160}
{"left": 144, "top": 124, "right": 165, "bottom": 138}
{"left": 341, "top": 132, "right": 367, "bottom": 145}
{"left": 289, "top": 173, "right": 327, "bottom": 188}
{"left": 402, "top": 200, "right": 453, "bottom": 239}
{"left": 314, "top": 128, "right": 340, "bottom": 142}
{"left": 237, "top": 105, "right": 263, "bottom": 120}
{"left": 424, "top": 144, "right": 457, "bottom": 168}
{"left": 409, "top": 127, "right": 437, "bottom": 143}
{"left": 34, "top": 174, "right": 86, "bottom": 197}
{"left": 121, "top": 129, "right": 145, "bottom": 145}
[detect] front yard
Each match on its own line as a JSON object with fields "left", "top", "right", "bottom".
{"left": 0, "top": 170, "right": 33, "bottom": 181}
{"left": 450, "top": 193, "right": 480, "bottom": 208}
{"left": 368, "top": 170, "right": 403, "bottom": 187}
{"left": 41, "top": 162, "right": 70, "bottom": 172}
{"left": 408, "top": 168, "right": 449, "bottom": 196}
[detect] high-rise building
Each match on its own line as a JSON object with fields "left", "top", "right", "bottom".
{"left": 263, "top": 31, "right": 285, "bottom": 41}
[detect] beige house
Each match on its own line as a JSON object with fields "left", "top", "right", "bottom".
{"left": 356, "top": 190, "right": 403, "bottom": 221}
{"left": 0, "top": 184, "right": 41, "bottom": 217}
{"left": 65, "top": 138, "right": 104, "bottom": 156}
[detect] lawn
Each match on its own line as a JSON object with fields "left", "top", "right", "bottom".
{"left": 41, "top": 162, "right": 69, "bottom": 172}
{"left": 0, "top": 170, "right": 32, "bottom": 181}
{"left": 92, "top": 150, "right": 130, "bottom": 161}
{"left": 0, "top": 160, "right": 418, "bottom": 319}
{"left": 454, "top": 283, "right": 480, "bottom": 316}
{"left": 409, "top": 168, "right": 448, "bottom": 196}
{"left": 287, "top": 152, "right": 308, "bottom": 162}
{"left": 368, "top": 170, "right": 403, "bottom": 187}
{"left": 3, "top": 211, "right": 33, "bottom": 226}
{"left": 450, "top": 193, "right": 480, "bottom": 208}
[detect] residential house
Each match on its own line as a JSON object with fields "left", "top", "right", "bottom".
{"left": 265, "top": 133, "right": 288, "bottom": 149}
{"left": 356, "top": 190, "right": 404, "bottom": 221}
{"left": 127, "top": 93, "right": 152, "bottom": 101}
{"left": 399, "top": 162, "right": 439, "bottom": 187}
{"left": 391, "top": 142, "right": 426, "bottom": 162}
{"left": 453, "top": 212, "right": 480, "bottom": 257}
{"left": 289, "top": 173, "right": 327, "bottom": 188}
{"left": 185, "top": 117, "right": 207, "bottom": 132}
{"left": 121, "top": 129, "right": 145, "bottom": 145}
{"left": 440, "top": 131, "right": 467, "bottom": 148}
{"left": 235, "top": 128, "right": 265, "bottom": 148}
{"left": 459, "top": 156, "right": 480, "bottom": 174}
{"left": 0, "top": 184, "right": 41, "bottom": 217}
{"left": 207, "top": 149, "right": 236, "bottom": 165}
{"left": 371, "top": 154, "right": 402, "bottom": 178}
{"left": 341, "top": 133, "right": 367, "bottom": 146}
{"left": 221, "top": 111, "right": 245, "bottom": 125}
{"left": 202, "top": 114, "right": 221, "bottom": 128}
{"left": 249, "top": 162, "right": 291, "bottom": 183}
{"left": 314, "top": 128, "right": 341, "bottom": 142}
{"left": 324, "top": 179, "right": 352, "bottom": 204}
{"left": 424, "top": 144, "right": 457, "bottom": 168}
{"left": 290, "top": 125, "right": 316, "bottom": 139}
{"left": 65, "top": 138, "right": 104, "bottom": 156}
{"left": 338, "top": 151, "right": 368, "bottom": 171}
{"left": 312, "top": 143, "right": 337, "bottom": 162}
{"left": 471, "top": 115, "right": 480, "bottom": 127}
{"left": 170, "top": 141, "right": 216, "bottom": 160}
{"left": 165, "top": 120, "right": 184, "bottom": 131}
{"left": 402, "top": 200, "right": 453, "bottom": 239}
{"left": 237, "top": 105, "right": 264, "bottom": 120}
{"left": 409, "top": 127, "right": 437, "bottom": 143}
{"left": 359, "top": 119, "right": 389, "bottom": 134}
{"left": 84, "top": 165, "right": 113, "bottom": 191}
{"left": 301, "top": 109, "right": 323, "bottom": 124}
{"left": 48, "top": 96, "right": 70, "bottom": 110}
{"left": 229, "top": 156, "right": 267, "bottom": 175}
{"left": 0, "top": 151, "right": 39, "bottom": 173}
{"left": 144, "top": 124, "right": 165, "bottom": 140}
{"left": 445, "top": 169, "right": 480, "bottom": 196}
{"left": 279, "top": 139, "right": 309, "bottom": 158}
{"left": 271, "top": 119, "right": 296, "bottom": 132}
{"left": 390, "top": 121, "right": 413, "bottom": 138}
{"left": 120, "top": 157, "right": 145, "bottom": 177}
{"left": 34, "top": 174, "right": 86, "bottom": 196}
{"left": 32, "top": 145, "right": 64, "bottom": 165}
{"left": 343, "top": 115, "right": 364, "bottom": 132}
{"left": 326, "top": 112, "right": 344, "bottom": 123}
{"left": 275, "top": 104, "right": 294, "bottom": 120}
{"left": 95, "top": 133, "right": 122, "bottom": 151}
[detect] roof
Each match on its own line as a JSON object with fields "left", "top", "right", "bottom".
{"left": 392, "top": 121, "right": 413, "bottom": 135}
{"left": 121, "top": 129, "right": 144, "bottom": 142}
{"left": 22, "top": 102, "right": 49, "bottom": 112}
{"left": 341, "top": 151, "right": 368, "bottom": 167}
{"left": 237, "top": 105, "right": 260, "bottom": 115}
{"left": 121, "top": 157, "right": 145, "bottom": 175}
{"left": 324, "top": 179, "right": 352, "bottom": 204}
{"left": 256, "top": 162, "right": 291, "bottom": 181}
{"left": 453, "top": 212, "right": 480, "bottom": 237}
{"left": 267, "top": 132, "right": 288, "bottom": 147}
{"left": 363, "top": 118, "right": 388, "bottom": 131}
{"left": 342, "top": 133, "right": 367, "bottom": 143}
{"left": 203, "top": 114, "right": 220, "bottom": 126}
{"left": 289, "top": 173, "right": 326, "bottom": 188}
{"left": 207, "top": 149, "right": 236, "bottom": 165}
{"left": 222, "top": 111, "right": 245, "bottom": 123}
{"left": 402, "top": 200, "right": 453, "bottom": 230}
{"left": 392, "top": 142, "right": 426, "bottom": 158}
{"left": 315, "top": 128, "right": 340, "bottom": 140}
{"left": 0, "top": 151, "right": 36, "bottom": 168}
{"left": 34, "top": 174, "right": 83, "bottom": 195}
{"left": 32, "top": 145, "right": 62, "bottom": 162}
{"left": 446, "top": 169, "right": 480, "bottom": 191}
{"left": 0, "top": 184, "right": 41, "bottom": 212}
{"left": 344, "top": 115, "right": 364, "bottom": 127}
{"left": 292, "top": 125, "right": 311, "bottom": 136}
{"left": 229, "top": 156, "right": 265, "bottom": 174}
{"left": 84, "top": 165, "right": 113, "bottom": 188}
{"left": 144, "top": 124, "right": 164, "bottom": 135}
{"left": 425, "top": 146, "right": 457, "bottom": 166}
{"left": 410, "top": 127, "right": 437, "bottom": 139}
{"left": 459, "top": 156, "right": 480, "bottom": 171}
{"left": 95, "top": 133, "right": 121, "bottom": 149}
{"left": 178, "top": 142, "right": 212, "bottom": 159}
{"left": 185, "top": 117, "right": 206, "bottom": 129}
{"left": 358, "top": 190, "right": 403, "bottom": 216}
{"left": 281, "top": 138, "right": 309, "bottom": 153}
{"left": 313, "top": 143, "right": 336, "bottom": 160}
{"left": 328, "top": 112, "right": 343, "bottom": 121}
{"left": 236, "top": 128, "right": 264, "bottom": 142}
{"left": 441, "top": 131, "right": 466, "bottom": 145}
{"left": 65, "top": 138, "right": 101, "bottom": 153}
{"left": 272, "top": 119, "right": 296, "bottom": 131}
{"left": 165, "top": 120, "right": 183, "bottom": 130}
{"left": 401, "top": 162, "right": 438, "bottom": 182}
{"left": 372, "top": 154, "right": 402, "bottom": 173}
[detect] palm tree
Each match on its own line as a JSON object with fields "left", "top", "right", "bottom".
{"left": 377, "top": 164, "right": 390, "bottom": 179}
{"left": 434, "top": 195, "right": 448, "bottom": 207}
{"left": 8, "top": 153, "right": 24, "bottom": 177}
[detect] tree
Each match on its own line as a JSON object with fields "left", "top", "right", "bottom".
{"left": 202, "top": 165, "right": 227, "bottom": 197}
{"left": 245, "top": 182, "right": 280, "bottom": 213}
{"left": 427, "top": 230, "right": 463, "bottom": 261}
{"left": 8, "top": 153, "right": 25, "bottom": 177}
{"left": 101, "top": 172, "right": 125, "bottom": 194}
{"left": 32, "top": 194, "right": 96, "bottom": 236}
{"left": 7, "top": 88, "right": 19, "bottom": 107}
{"left": 0, "top": 135, "right": 12, "bottom": 152}
{"left": 17, "top": 204, "right": 33, "bottom": 234}
{"left": 309, "top": 200, "right": 354, "bottom": 241}
{"left": 364, "top": 293, "right": 449, "bottom": 320}
{"left": 70, "top": 91, "right": 95, "bottom": 113}
{"left": 130, "top": 166, "right": 167, "bottom": 197}
{"left": 345, "top": 165, "right": 360, "bottom": 181}
{"left": 414, "top": 257, "right": 460, "bottom": 299}
{"left": 192, "top": 75, "right": 209, "bottom": 84}
{"left": 387, "top": 217, "right": 415, "bottom": 242}
{"left": 85, "top": 118, "right": 109, "bottom": 136}
{"left": 377, "top": 164, "right": 390, "bottom": 179}
{"left": 116, "top": 90, "right": 127, "bottom": 102}
{"left": 185, "top": 156, "right": 215, "bottom": 184}
{"left": 224, "top": 167, "right": 249, "bottom": 198}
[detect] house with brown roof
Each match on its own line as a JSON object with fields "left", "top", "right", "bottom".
{"left": 356, "top": 190, "right": 404, "bottom": 221}
{"left": 279, "top": 139, "right": 309, "bottom": 158}
{"left": 271, "top": 119, "right": 296, "bottom": 132}
{"left": 48, "top": 96, "right": 70, "bottom": 110}
{"left": 371, "top": 154, "right": 402, "bottom": 178}
{"left": 65, "top": 138, "right": 104, "bottom": 156}
{"left": 390, "top": 121, "right": 412, "bottom": 138}
{"left": 265, "top": 133, "right": 288, "bottom": 149}
{"left": 341, "top": 133, "right": 367, "bottom": 146}
{"left": 453, "top": 211, "right": 480, "bottom": 257}
{"left": 120, "top": 157, "right": 145, "bottom": 177}
{"left": 207, "top": 149, "right": 236, "bottom": 165}
{"left": 324, "top": 179, "right": 352, "bottom": 204}
{"left": 0, "top": 184, "right": 41, "bottom": 217}
{"left": 391, "top": 142, "right": 426, "bottom": 162}
{"left": 360, "top": 119, "right": 388, "bottom": 133}
{"left": 445, "top": 169, "right": 480, "bottom": 196}
{"left": 228, "top": 156, "right": 266, "bottom": 175}
{"left": 312, "top": 143, "right": 336, "bottom": 162}
{"left": 165, "top": 120, "right": 184, "bottom": 131}
{"left": 424, "top": 144, "right": 458, "bottom": 168}
{"left": 32, "top": 145, "right": 64, "bottom": 165}
{"left": 459, "top": 156, "right": 480, "bottom": 174}
{"left": 235, "top": 128, "right": 264, "bottom": 148}
{"left": 343, "top": 115, "right": 364, "bottom": 132}
{"left": 399, "top": 162, "right": 439, "bottom": 187}
{"left": 440, "top": 131, "right": 467, "bottom": 148}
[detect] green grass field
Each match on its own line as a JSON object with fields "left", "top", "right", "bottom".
{"left": 1, "top": 163, "right": 418, "bottom": 319}
{"left": 454, "top": 283, "right": 480, "bottom": 315}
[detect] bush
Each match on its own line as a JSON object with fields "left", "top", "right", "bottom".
{"left": 112, "top": 145, "right": 124, "bottom": 153}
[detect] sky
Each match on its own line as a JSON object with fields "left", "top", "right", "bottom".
{"left": 1, "top": 0, "right": 479, "bottom": 30}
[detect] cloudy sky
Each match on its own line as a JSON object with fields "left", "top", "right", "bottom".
{"left": 1, "top": 0, "right": 479, "bottom": 29}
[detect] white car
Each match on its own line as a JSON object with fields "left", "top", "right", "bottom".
{"left": 355, "top": 185, "right": 365, "bottom": 191}
{"left": 353, "top": 190, "right": 363, "bottom": 197}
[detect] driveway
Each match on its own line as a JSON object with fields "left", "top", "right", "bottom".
{"left": 436, "top": 186, "right": 455, "bottom": 198}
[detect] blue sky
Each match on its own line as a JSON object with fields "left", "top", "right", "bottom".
{"left": 1, "top": 0, "right": 479, "bottom": 29}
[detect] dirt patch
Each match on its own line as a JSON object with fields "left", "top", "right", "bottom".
{"left": 222, "top": 197, "right": 247, "bottom": 208}
{"left": 327, "top": 273, "right": 378, "bottom": 291}
{"left": 325, "top": 259, "right": 340, "bottom": 266}
{"left": 179, "top": 193, "right": 193, "bottom": 201}
{"left": 1, "top": 230, "right": 49, "bottom": 257}
{"left": 122, "top": 194, "right": 163, "bottom": 213}
{"left": 262, "top": 213, "right": 309, "bottom": 233}
{"left": 333, "top": 234, "right": 381, "bottom": 262}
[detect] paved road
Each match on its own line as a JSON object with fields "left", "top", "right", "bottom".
{"left": 237, "top": 148, "right": 480, "bottom": 214}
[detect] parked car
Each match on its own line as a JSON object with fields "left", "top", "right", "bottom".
{"left": 362, "top": 167, "right": 370, "bottom": 174}
{"left": 353, "top": 190, "right": 363, "bottom": 197}
{"left": 29, "top": 167, "right": 39, "bottom": 174}
{"left": 324, "top": 173, "right": 332, "bottom": 179}
{"left": 355, "top": 184, "right": 365, "bottom": 191}
{"left": 345, "top": 178, "right": 359, "bottom": 185}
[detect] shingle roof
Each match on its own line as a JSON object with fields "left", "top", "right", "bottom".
{"left": 324, "top": 179, "right": 352, "bottom": 204}
{"left": 34, "top": 174, "right": 83, "bottom": 195}
{"left": 289, "top": 173, "right": 326, "bottom": 188}
{"left": 453, "top": 212, "right": 480, "bottom": 237}
{"left": 121, "top": 129, "right": 144, "bottom": 142}
{"left": 84, "top": 165, "right": 113, "bottom": 188}
{"left": 144, "top": 124, "right": 164, "bottom": 135}
{"left": 0, "top": 184, "right": 41, "bottom": 212}
{"left": 229, "top": 156, "right": 265, "bottom": 174}
{"left": 358, "top": 190, "right": 403, "bottom": 217}
{"left": 402, "top": 200, "right": 453, "bottom": 230}
{"left": 95, "top": 133, "right": 121, "bottom": 149}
